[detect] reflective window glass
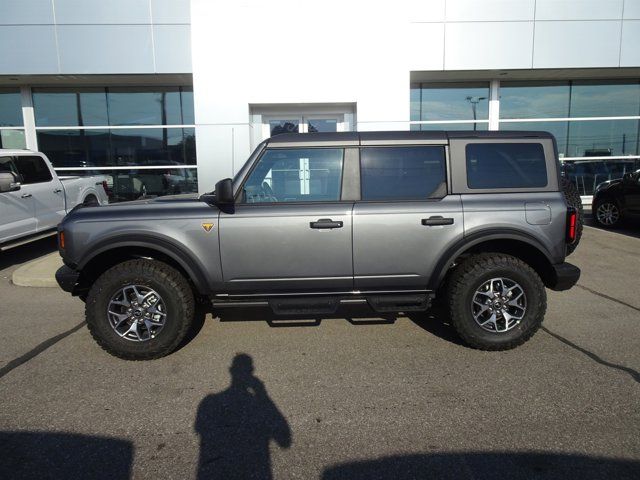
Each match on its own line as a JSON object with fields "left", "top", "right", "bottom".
{"left": 55, "top": 168, "right": 198, "bottom": 202}
{"left": 466, "top": 143, "right": 548, "bottom": 189}
{"left": 412, "top": 83, "right": 489, "bottom": 121}
{"left": 37, "top": 129, "right": 111, "bottom": 168}
{"left": 242, "top": 148, "right": 343, "bottom": 203}
{"left": 360, "top": 146, "right": 446, "bottom": 201}
{"left": 108, "top": 88, "right": 182, "bottom": 126}
{"left": 111, "top": 128, "right": 193, "bottom": 166}
{"left": 181, "top": 88, "right": 194, "bottom": 124}
{"left": 570, "top": 81, "right": 640, "bottom": 118}
{"left": 0, "top": 130, "right": 26, "bottom": 149}
{"left": 412, "top": 122, "right": 488, "bottom": 131}
{"left": 308, "top": 119, "right": 337, "bottom": 133}
{"left": 0, "top": 89, "right": 23, "bottom": 126}
{"left": 500, "top": 82, "right": 570, "bottom": 119}
{"left": 499, "top": 121, "right": 568, "bottom": 157}
{"left": 562, "top": 159, "right": 640, "bottom": 196}
{"left": 269, "top": 120, "right": 299, "bottom": 136}
{"left": 33, "top": 88, "right": 108, "bottom": 126}
{"left": 566, "top": 119, "right": 639, "bottom": 157}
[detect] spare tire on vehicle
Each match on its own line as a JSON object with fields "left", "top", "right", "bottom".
{"left": 560, "top": 176, "right": 583, "bottom": 256}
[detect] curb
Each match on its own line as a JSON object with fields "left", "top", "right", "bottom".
{"left": 12, "top": 253, "right": 62, "bottom": 288}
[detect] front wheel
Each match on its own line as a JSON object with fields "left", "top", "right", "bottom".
{"left": 447, "top": 253, "right": 547, "bottom": 351}
{"left": 86, "top": 259, "right": 194, "bottom": 360}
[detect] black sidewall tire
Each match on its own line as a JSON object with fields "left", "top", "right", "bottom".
{"left": 449, "top": 255, "right": 546, "bottom": 350}
{"left": 86, "top": 260, "right": 194, "bottom": 360}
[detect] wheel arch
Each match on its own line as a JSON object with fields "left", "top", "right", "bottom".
{"left": 76, "top": 236, "right": 210, "bottom": 296}
{"left": 429, "top": 231, "right": 557, "bottom": 291}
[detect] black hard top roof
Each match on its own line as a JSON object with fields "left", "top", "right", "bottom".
{"left": 266, "top": 130, "right": 555, "bottom": 145}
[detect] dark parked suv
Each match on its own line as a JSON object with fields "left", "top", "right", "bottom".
{"left": 56, "top": 131, "right": 582, "bottom": 360}
{"left": 592, "top": 169, "right": 640, "bottom": 228}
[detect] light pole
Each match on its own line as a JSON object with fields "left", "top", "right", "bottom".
{"left": 466, "top": 96, "right": 487, "bottom": 131}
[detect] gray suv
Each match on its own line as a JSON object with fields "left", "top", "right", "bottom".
{"left": 56, "top": 131, "right": 581, "bottom": 360}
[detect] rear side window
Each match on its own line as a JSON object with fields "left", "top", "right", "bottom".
{"left": 465, "top": 143, "right": 547, "bottom": 189}
{"left": 14, "top": 155, "right": 53, "bottom": 184}
{"left": 0, "top": 156, "right": 19, "bottom": 177}
{"left": 360, "top": 146, "right": 446, "bottom": 201}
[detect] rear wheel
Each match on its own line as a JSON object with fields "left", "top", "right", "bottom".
{"left": 561, "top": 177, "right": 583, "bottom": 255}
{"left": 593, "top": 198, "right": 622, "bottom": 228}
{"left": 86, "top": 259, "right": 194, "bottom": 360}
{"left": 83, "top": 194, "right": 98, "bottom": 206}
{"left": 447, "top": 253, "right": 547, "bottom": 351}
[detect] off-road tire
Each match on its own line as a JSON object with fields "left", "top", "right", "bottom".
{"left": 86, "top": 259, "right": 194, "bottom": 360}
{"left": 561, "top": 177, "right": 583, "bottom": 255}
{"left": 447, "top": 253, "right": 547, "bottom": 351}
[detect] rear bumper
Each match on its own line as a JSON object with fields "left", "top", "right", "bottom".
{"left": 548, "top": 262, "right": 581, "bottom": 291}
{"left": 55, "top": 265, "right": 80, "bottom": 293}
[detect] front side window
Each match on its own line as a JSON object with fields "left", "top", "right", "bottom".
{"left": 14, "top": 156, "right": 53, "bottom": 184}
{"left": 360, "top": 146, "right": 446, "bottom": 201}
{"left": 466, "top": 143, "right": 548, "bottom": 189}
{"left": 242, "top": 148, "right": 344, "bottom": 203}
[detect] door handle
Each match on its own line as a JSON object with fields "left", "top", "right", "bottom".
{"left": 310, "top": 218, "right": 344, "bottom": 229}
{"left": 21, "top": 193, "right": 32, "bottom": 199}
{"left": 422, "top": 216, "right": 454, "bottom": 226}
{"left": 53, "top": 188, "right": 62, "bottom": 193}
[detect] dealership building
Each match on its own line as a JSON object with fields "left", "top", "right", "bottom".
{"left": 1, "top": 0, "right": 639, "bottom": 201}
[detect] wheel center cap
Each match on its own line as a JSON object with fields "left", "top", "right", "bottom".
{"left": 133, "top": 309, "right": 143, "bottom": 317}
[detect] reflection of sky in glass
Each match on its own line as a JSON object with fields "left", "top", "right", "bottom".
{"left": 500, "top": 121, "right": 568, "bottom": 156}
{"left": 0, "top": 90, "right": 23, "bottom": 126}
{"left": 570, "top": 82, "right": 640, "bottom": 118}
{"left": 416, "top": 122, "right": 488, "bottom": 131}
{"left": 566, "top": 119, "right": 639, "bottom": 157}
{"left": 411, "top": 84, "right": 489, "bottom": 121}
{"left": 500, "top": 83, "right": 570, "bottom": 119}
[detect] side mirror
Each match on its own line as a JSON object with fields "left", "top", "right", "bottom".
{"left": 200, "top": 178, "right": 234, "bottom": 205}
{"left": 0, "top": 172, "right": 20, "bottom": 193}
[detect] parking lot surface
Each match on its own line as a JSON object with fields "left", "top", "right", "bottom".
{"left": 0, "top": 225, "right": 639, "bottom": 479}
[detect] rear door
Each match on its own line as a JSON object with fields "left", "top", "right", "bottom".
{"left": 219, "top": 146, "right": 355, "bottom": 294}
{"left": 352, "top": 145, "right": 464, "bottom": 291}
{"left": 14, "top": 154, "right": 65, "bottom": 231}
{"left": 0, "top": 155, "right": 36, "bottom": 243}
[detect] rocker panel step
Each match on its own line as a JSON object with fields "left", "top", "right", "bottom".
{"left": 366, "top": 294, "right": 430, "bottom": 313}
{"left": 269, "top": 297, "right": 340, "bottom": 316}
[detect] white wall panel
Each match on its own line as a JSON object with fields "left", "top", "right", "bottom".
{"left": 407, "top": 23, "right": 445, "bottom": 71}
{"left": 154, "top": 25, "right": 191, "bottom": 73}
{"left": 54, "top": 0, "right": 151, "bottom": 24}
{"left": 446, "top": 0, "right": 535, "bottom": 22}
{"left": 623, "top": 0, "right": 640, "bottom": 19}
{"left": 533, "top": 21, "right": 621, "bottom": 68}
{"left": 620, "top": 20, "right": 640, "bottom": 66}
{"left": 0, "top": 26, "right": 58, "bottom": 73}
{"left": 406, "top": 0, "right": 445, "bottom": 22}
{"left": 0, "top": 0, "right": 53, "bottom": 25}
{"left": 57, "top": 25, "right": 154, "bottom": 73}
{"left": 535, "top": 0, "right": 624, "bottom": 21}
{"left": 445, "top": 22, "right": 534, "bottom": 70}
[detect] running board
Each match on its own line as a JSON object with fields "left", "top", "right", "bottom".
{"left": 0, "top": 230, "right": 57, "bottom": 251}
{"left": 367, "top": 294, "right": 431, "bottom": 313}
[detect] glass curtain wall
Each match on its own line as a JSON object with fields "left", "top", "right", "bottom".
{"left": 32, "top": 87, "right": 196, "bottom": 202}
{"left": 0, "top": 89, "right": 26, "bottom": 149}
{"left": 411, "top": 80, "right": 640, "bottom": 196}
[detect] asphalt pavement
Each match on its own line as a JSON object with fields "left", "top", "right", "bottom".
{"left": 0, "top": 224, "right": 639, "bottom": 479}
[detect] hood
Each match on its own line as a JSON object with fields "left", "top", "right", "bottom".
{"left": 594, "top": 177, "right": 623, "bottom": 193}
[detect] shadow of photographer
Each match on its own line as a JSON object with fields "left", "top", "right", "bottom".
{"left": 195, "top": 354, "right": 291, "bottom": 480}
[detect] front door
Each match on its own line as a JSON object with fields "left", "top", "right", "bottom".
{"left": 352, "top": 145, "right": 464, "bottom": 291}
{"left": 219, "top": 146, "right": 353, "bottom": 294}
{"left": 14, "top": 155, "right": 65, "bottom": 231}
{"left": 0, "top": 156, "right": 36, "bottom": 243}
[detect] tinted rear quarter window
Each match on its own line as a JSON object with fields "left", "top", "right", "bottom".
{"left": 14, "top": 156, "right": 53, "bottom": 184}
{"left": 360, "top": 146, "right": 446, "bottom": 201}
{"left": 466, "top": 143, "right": 547, "bottom": 189}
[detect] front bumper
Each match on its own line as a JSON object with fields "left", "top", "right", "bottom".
{"left": 548, "top": 262, "right": 581, "bottom": 291}
{"left": 55, "top": 265, "right": 80, "bottom": 293}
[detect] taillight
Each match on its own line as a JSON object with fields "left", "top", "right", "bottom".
{"left": 566, "top": 208, "right": 577, "bottom": 243}
{"left": 59, "top": 231, "right": 65, "bottom": 250}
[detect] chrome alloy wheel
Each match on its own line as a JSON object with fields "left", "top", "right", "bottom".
{"left": 107, "top": 285, "right": 167, "bottom": 342}
{"left": 596, "top": 202, "right": 620, "bottom": 226}
{"left": 471, "top": 277, "right": 527, "bottom": 333}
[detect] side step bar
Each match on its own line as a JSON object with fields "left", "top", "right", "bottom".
{"left": 212, "top": 294, "right": 432, "bottom": 315}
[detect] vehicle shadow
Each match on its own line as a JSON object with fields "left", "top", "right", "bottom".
{"left": 584, "top": 214, "right": 640, "bottom": 239}
{"left": 194, "top": 353, "right": 291, "bottom": 480}
{"left": 0, "top": 236, "right": 58, "bottom": 272}
{"left": 0, "top": 431, "right": 133, "bottom": 479}
{"left": 321, "top": 452, "right": 640, "bottom": 480}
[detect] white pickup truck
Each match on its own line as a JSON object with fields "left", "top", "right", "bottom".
{"left": 0, "top": 149, "right": 108, "bottom": 250}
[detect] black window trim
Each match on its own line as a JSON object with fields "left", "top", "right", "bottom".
{"left": 356, "top": 144, "right": 450, "bottom": 203}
